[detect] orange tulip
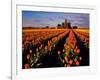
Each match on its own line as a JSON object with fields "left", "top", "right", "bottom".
{"left": 76, "top": 61, "right": 80, "bottom": 66}
{"left": 69, "top": 59, "right": 73, "bottom": 65}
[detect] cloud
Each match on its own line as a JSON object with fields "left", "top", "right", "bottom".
{"left": 22, "top": 11, "right": 89, "bottom": 28}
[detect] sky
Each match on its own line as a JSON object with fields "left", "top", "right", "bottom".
{"left": 22, "top": 11, "right": 89, "bottom": 28}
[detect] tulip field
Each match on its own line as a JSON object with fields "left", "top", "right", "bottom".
{"left": 22, "top": 29, "right": 89, "bottom": 69}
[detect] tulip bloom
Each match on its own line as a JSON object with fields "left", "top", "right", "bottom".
{"left": 76, "top": 61, "right": 80, "bottom": 66}
{"left": 27, "top": 54, "right": 30, "bottom": 60}
{"left": 24, "top": 64, "right": 30, "bottom": 69}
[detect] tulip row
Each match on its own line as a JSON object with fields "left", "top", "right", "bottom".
{"left": 22, "top": 29, "right": 67, "bottom": 50}
{"left": 23, "top": 30, "right": 70, "bottom": 69}
{"left": 58, "top": 30, "right": 82, "bottom": 67}
{"left": 73, "top": 30, "right": 89, "bottom": 48}
{"left": 47, "top": 30, "right": 69, "bottom": 46}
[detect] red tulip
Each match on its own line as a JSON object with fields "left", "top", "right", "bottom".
{"left": 24, "top": 64, "right": 30, "bottom": 69}
{"left": 77, "top": 49, "right": 80, "bottom": 54}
